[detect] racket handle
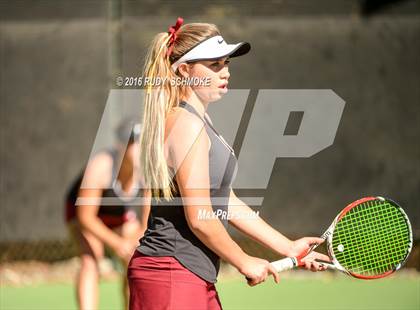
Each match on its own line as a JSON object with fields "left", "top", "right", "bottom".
{"left": 271, "top": 257, "right": 298, "bottom": 272}
{"left": 245, "top": 257, "right": 298, "bottom": 281}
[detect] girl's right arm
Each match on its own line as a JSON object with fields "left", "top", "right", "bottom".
{"left": 76, "top": 152, "right": 136, "bottom": 260}
{"left": 167, "top": 110, "right": 279, "bottom": 286}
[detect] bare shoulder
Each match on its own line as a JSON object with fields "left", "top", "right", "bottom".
{"left": 166, "top": 107, "right": 206, "bottom": 138}
{"left": 89, "top": 151, "right": 113, "bottom": 170}
{"left": 83, "top": 150, "right": 113, "bottom": 188}
{"left": 165, "top": 106, "right": 211, "bottom": 157}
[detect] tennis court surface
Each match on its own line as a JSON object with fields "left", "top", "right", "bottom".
{"left": 1, "top": 272, "right": 419, "bottom": 310}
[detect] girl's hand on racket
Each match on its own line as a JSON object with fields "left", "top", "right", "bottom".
{"left": 289, "top": 237, "right": 331, "bottom": 271}
{"left": 239, "top": 256, "right": 280, "bottom": 286}
{"left": 289, "top": 237, "right": 324, "bottom": 257}
{"left": 300, "top": 251, "right": 330, "bottom": 272}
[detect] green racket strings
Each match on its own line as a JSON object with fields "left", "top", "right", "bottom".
{"left": 332, "top": 200, "right": 410, "bottom": 276}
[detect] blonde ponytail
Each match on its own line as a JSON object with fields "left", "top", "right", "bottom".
{"left": 140, "top": 22, "right": 220, "bottom": 201}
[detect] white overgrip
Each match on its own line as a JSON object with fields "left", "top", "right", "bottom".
{"left": 271, "top": 257, "right": 297, "bottom": 272}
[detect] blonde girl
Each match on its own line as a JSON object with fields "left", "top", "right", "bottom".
{"left": 128, "top": 18, "right": 329, "bottom": 310}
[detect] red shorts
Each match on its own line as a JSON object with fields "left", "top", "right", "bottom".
{"left": 128, "top": 251, "right": 222, "bottom": 310}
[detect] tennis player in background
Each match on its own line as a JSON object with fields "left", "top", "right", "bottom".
{"left": 66, "top": 120, "right": 144, "bottom": 310}
{"left": 128, "top": 18, "right": 330, "bottom": 310}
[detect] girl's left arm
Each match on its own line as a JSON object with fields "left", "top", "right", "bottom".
{"left": 228, "top": 189, "right": 330, "bottom": 269}
{"left": 228, "top": 189, "right": 293, "bottom": 256}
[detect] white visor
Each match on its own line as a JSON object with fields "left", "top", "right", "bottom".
{"left": 171, "top": 35, "right": 250, "bottom": 71}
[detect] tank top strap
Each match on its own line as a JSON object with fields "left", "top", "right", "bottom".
{"left": 178, "top": 101, "right": 235, "bottom": 155}
{"left": 179, "top": 101, "right": 206, "bottom": 124}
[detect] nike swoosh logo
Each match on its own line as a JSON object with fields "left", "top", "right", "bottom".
{"left": 218, "top": 39, "right": 224, "bottom": 44}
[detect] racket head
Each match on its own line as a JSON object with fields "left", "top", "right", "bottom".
{"left": 326, "top": 196, "right": 413, "bottom": 279}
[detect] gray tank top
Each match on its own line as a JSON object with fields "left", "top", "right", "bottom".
{"left": 136, "top": 101, "right": 238, "bottom": 283}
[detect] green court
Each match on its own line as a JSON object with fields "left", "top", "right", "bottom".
{"left": 1, "top": 275, "right": 419, "bottom": 310}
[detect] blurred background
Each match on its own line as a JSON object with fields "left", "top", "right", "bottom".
{"left": 1, "top": 0, "right": 419, "bottom": 309}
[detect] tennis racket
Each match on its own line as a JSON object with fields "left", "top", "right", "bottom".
{"left": 271, "top": 196, "right": 413, "bottom": 279}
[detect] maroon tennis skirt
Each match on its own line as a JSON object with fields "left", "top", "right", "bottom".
{"left": 127, "top": 250, "right": 222, "bottom": 310}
